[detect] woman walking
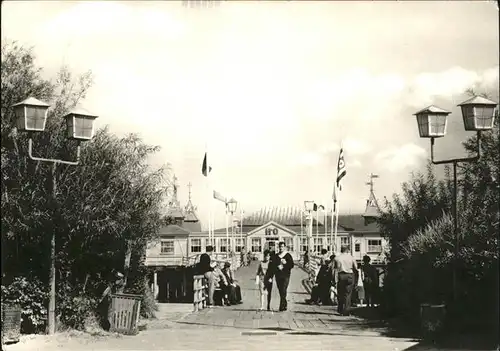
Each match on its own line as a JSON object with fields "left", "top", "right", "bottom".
{"left": 256, "top": 249, "right": 272, "bottom": 310}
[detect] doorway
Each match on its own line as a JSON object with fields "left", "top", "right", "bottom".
{"left": 265, "top": 237, "right": 279, "bottom": 252}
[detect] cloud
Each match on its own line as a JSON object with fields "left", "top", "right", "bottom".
{"left": 374, "top": 144, "right": 427, "bottom": 172}
{"left": 343, "top": 138, "right": 372, "bottom": 156}
{"left": 350, "top": 159, "right": 363, "bottom": 168}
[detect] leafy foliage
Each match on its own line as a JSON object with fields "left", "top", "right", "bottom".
{"left": 379, "top": 89, "right": 500, "bottom": 337}
{"left": 1, "top": 41, "right": 171, "bottom": 331}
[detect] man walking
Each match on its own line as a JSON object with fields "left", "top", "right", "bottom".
{"left": 333, "top": 245, "right": 358, "bottom": 316}
{"left": 269, "top": 241, "right": 294, "bottom": 311}
{"left": 198, "top": 245, "right": 217, "bottom": 307}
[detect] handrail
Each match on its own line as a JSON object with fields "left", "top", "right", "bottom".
{"left": 193, "top": 275, "right": 207, "bottom": 312}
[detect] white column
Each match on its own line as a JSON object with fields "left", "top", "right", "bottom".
{"left": 307, "top": 212, "right": 314, "bottom": 254}
{"left": 153, "top": 271, "right": 158, "bottom": 301}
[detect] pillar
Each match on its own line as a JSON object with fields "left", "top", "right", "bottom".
{"left": 153, "top": 270, "right": 158, "bottom": 301}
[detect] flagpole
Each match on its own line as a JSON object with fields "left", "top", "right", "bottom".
{"left": 225, "top": 205, "right": 229, "bottom": 259}
{"left": 324, "top": 202, "right": 328, "bottom": 250}
{"left": 334, "top": 183, "right": 340, "bottom": 253}
{"left": 205, "top": 143, "right": 212, "bottom": 245}
{"left": 240, "top": 207, "right": 243, "bottom": 252}
{"left": 330, "top": 197, "right": 335, "bottom": 252}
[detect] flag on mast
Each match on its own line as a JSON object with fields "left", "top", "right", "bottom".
{"left": 336, "top": 147, "right": 346, "bottom": 191}
{"left": 202, "top": 152, "right": 212, "bottom": 177}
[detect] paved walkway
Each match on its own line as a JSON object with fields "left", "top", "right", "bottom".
{"left": 4, "top": 262, "right": 421, "bottom": 350}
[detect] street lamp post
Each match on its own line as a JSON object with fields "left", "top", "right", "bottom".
{"left": 304, "top": 200, "right": 315, "bottom": 254}
{"left": 413, "top": 95, "right": 497, "bottom": 303}
{"left": 227, "top": 198, "right": 238, "bottom": 255}
{"left": 12, "top": 97, "right": 98, "bottom": 335}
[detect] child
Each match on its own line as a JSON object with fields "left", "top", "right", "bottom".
{"left": 255, "top": 249, "right": 272, "bottom": 311}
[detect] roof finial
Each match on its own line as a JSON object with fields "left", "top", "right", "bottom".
{"left": 366, "top": 173, "right": 379, "bottom": 193}
{"left": 187, "top": 182, "right": 192, "bottom": 202}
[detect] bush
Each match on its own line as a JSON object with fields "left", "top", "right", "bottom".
{"left": 1, "top": 276, "right": 48, "bottom": 334}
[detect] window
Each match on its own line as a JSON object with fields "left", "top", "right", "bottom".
{"left": 283, "top": 237, "right": 294, "bottom": 252}
{"left": 190, "top": 238, "right": 202, "bottom": 253}
{"left": 300, "top": 238, "right": 308, "bottom": 252}
{"left": 235, "top": 238, "right": 243, "bottom": 252}
{"left": 325, "top": 237, "right": 333, "bottom": 251}
{"left": 160, "top": 240, "right": 174, "bottom": 254}
{"left": 355, "top": 243, "right": 361, "bottom": 252}
{"left": 313, "top": 237, "right": 323, "bottom": 253}
{"left": 220, "top": 238, "right": 228, "bottom": 253}
{"left": 367, "top": 239, "right": 382, "bottom": 253}
{"left": 251, "top": 238, "right": 262, "bottom": 252}
{"left": 205, "top": 238, "right": 215, "bottom": 251}
{"left": 341, "top": 236, "right": 350, "bottom": 247}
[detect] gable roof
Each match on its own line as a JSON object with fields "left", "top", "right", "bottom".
{"left": 363, "top": 190, "right": 381, "bottom": 218}
{"left": 246, "top": 220, "right": 300, "bottom": 237}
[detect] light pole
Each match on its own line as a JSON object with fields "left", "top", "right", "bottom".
{"left": 413, "top": 95, "right": 497, "bottom": 303}
{"left": 304, "top": 200, "right": 315, "bottom": 254}
{"left": 12, "top": 97, "right": 98, "bottom": 335}
{"left": 227, "top": 198, "right": 238, "bottom": 254}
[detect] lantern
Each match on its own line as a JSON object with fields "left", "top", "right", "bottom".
{"left": 12, "top": 97, "right": 50, "bottom": 132}
{"left": 227, "top": 198, "right": 238, "bottom": 213}
{"left": 64, "top": 108, "right": 99, "bottom": 141}
{"left": 458, "top": 96, "right": 498, "bottom": 131}
{"left": 304, "top": 200, "right": 314, "bottom": 212}
{"left": 413, "top": 105, "right": 451, "bottom": 138}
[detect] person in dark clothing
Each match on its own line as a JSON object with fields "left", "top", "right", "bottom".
{"left": 198, "top": 245, "right": 217, "bottom": 307}
{"left": 361, "top": 255, "right": 379, "bottom": 307}
{"left": 98, "top": 271, "right": 125, "bottom": 331}
{"left": 268, "top": 241, "right": 294, "bottom": 311}
{"left": 222, "top": 262, "right": 242, "bottom": 304}
{"left": 305, "top": 258, "right": 333, "bottom": 305}
{"left": 303, "top": 250, "right": 309, "bottom": 266}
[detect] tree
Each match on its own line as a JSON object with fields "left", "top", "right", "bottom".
{"left": 1, "top": 40, "right": 173, "bottom": 330}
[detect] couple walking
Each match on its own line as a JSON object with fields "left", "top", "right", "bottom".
{"left": 255, "top": 242, "right": 294, "bottom": 311}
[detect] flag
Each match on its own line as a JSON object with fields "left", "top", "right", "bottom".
{"left": 213, "top": 190, "right": 226, "bottom": 203}
{"left": 202, "top": 152, "right": 212, "bottom": 176}
{"left": 336, "top": 148, "right": 346, "bottom": 190}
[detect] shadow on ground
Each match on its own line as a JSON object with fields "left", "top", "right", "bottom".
{"left": 348, "top": 307, "right": 499, "bottom": 350}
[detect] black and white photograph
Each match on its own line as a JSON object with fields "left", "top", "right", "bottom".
{"left": 1, "top": 1, "right": 499, "bottom": 350}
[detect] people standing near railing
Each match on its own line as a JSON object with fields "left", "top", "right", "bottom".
{"left": 198, "top": 245, "right": 217, "bottom": 308}
{"left": 303, "top": 250, "right": 309, "bottom": 267}
{"left": 214, "top": 262, "right": 231, "bottom": 306}
{"left": 333, "top": 245, "right": 358, "bottom": 316}
{"left": 269, "top": 241, "right": 294, "bottom": 312}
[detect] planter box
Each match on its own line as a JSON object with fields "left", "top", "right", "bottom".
{"left": 420, "top": 303, "right": 446, "bottom": 340}
{"left": 2, "top": 304, "right": 21, "bottom": 345}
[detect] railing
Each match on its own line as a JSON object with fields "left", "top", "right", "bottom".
{"left": 193, "top": 275, "right": 207, "bottom": 312}
{"left": 145, "top": 255, "right": 190, "bottom": 267}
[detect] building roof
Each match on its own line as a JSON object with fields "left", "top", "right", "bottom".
{"left": 363, "top": 190, "right": 381, "bottom": 218}
{"left": 158, "top": 225, "right": 190, "bottom": 236}
{"left": 458, "top": 95, "right": 497, "bottom": 106}
{"left": 414, "top": 105, "right": 450, "bottom": 115}
{"left": 320, "top": 214, "right": 380, "bottom": 232}
{"left": 182, "top": 221, "right": 202, "bottom": 233}
{"left": 242, "top": 206, "right": 322, "bottom": 226}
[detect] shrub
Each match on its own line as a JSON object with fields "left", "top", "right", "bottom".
{"left": 1, "top": 276, "right": 48, "bottom": 334}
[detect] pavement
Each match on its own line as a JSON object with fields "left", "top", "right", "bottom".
{"left": 3, "top": 261, "right": 422, "bottom": 350}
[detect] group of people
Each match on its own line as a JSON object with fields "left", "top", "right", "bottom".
{"left": 305, "top": 246, "right": 380, "bottom": 316}
{"left": 255, "top": 241, "right": 295, "bottom": 311}
{"left": 197, "top": 245, "right": 242, "bottom": 307}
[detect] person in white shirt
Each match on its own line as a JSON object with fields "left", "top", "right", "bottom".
{"left": 333, "top": 245, "right": 358, "bottom": 316}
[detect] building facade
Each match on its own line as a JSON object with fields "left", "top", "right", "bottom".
{"left": 146, "top": 181, "right": 388, "bottom": 271}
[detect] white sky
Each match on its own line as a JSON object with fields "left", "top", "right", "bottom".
{"left": 2, "top": 1, "right": 499, "bottom": 229}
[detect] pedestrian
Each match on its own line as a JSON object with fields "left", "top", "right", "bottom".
{"left": 240, "top": 247, "right": 246, "bottom": 267}
{"left": 333, "top": 245, "right": 358, "bottom": 316}
{"left": 255, "top": 249, "right": 272, "bottom": 311}
{"left": 198, "top": 245, "right": 217, "bottom": 308}
{"left": 305, "top": 257, "right": 332, "bottom": 305}
{"left": 98, "top": 271, "right": 125, "bottom": 331}
{"left": 361, "top": 255, "right": 379, "bottom": 307}
{"left": 268, "top": 241, "right": 294, "bottom": 311}
{"left": 303, "top": 249, "right": 309, "bottom": 267}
